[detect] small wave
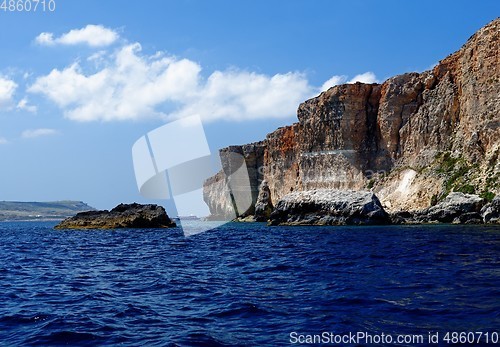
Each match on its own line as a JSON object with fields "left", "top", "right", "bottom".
{"left": 0, "top": 313, "right": 51, "bottom": 325}
{"left": 243, "top": 264, "right": 293, "bottom": 274}
{"left": 173, "top": 332, "right": 236, "bottom": 347}
{"left": 26, "top": 331, "right": 105, "bottom": 346}
{"left": 113, "top": 303, "right": 160, "bottom": 319}
{"left": 332, "top": 296, "right": 376, "bottom": 306}
{"left": 403, "top": 306, "right": 454, "bottom": 316}
{"left": 209, "top": 302, "right": 269, "bottom": 318}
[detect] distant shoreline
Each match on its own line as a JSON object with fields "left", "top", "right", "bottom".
{"left": 0, "top": 218, "right": 64, "bottom": 222}
{"left": 0, "top": 200, "right": 95, "bottom": 223}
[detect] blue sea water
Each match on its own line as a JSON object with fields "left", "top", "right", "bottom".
{"left": 0, "top": 221, "right": 499, "bottom": 346}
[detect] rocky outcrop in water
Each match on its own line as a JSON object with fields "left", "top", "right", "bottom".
{"left": 269, "top": 190, "right": 389, "bottom": 226}
{"left": 203, "top": 19, "right": 500, "bottom": 223}
{"left": 55, "top": 203, "right": 176, "bottom": 229}
{"left": 391, "top": 192, "right": 487, "bottom": 224}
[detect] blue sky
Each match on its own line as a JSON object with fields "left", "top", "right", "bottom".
{"left": 0, "top": 0, "right": 498, "bottom": 211}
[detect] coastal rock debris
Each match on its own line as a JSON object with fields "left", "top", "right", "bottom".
{"left": 269, "top": 189, "right": 389, "bottom": 226}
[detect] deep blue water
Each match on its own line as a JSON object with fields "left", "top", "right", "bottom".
{"left": 0, "top": 221, "right": 499, "bottom": 346}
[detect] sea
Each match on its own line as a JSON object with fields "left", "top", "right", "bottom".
{"left": 0, "top": 221, "right": 499, "bottom": 346}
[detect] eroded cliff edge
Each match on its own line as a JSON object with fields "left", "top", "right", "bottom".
{"left": 203, "top": 18, "right": 499, "bottom": 219}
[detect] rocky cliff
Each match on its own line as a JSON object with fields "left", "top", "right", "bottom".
{"left": 203, "top": 18, "right": 499, "bottom": 218}
{"left": 203, "top": 142, "right": 265, "bottom": 220}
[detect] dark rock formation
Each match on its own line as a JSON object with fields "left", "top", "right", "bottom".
{"left": 269, "top": 190, "right": 389, "bottom": 226}
{"left": 254, "top": 180, "right": 274, "bottom": 222}
{"left": 54, "top": 203, "right": 176, "bottom": 229}
{"left": 203, "top": 19, "right": 499, "bottom": 222}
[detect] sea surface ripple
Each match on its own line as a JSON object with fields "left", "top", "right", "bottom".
{"left": 0, "top": 221, "right": 499, "bottom": 346}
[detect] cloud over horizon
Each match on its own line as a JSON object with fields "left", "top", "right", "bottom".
{"left": 35, "top": 24, "right": 119, "bottom": 47}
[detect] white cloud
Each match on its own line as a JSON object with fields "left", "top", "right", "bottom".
{"left": 170, "top": 69, "right": 312, "bottom": 122}
{"left": 22, "top": 128, "right": 58, "bottom": 139}
{"left": 17, "top": 98, "right": 37, "bottom": 113}
{"left": 35, "top": 25, "right": 119, "bottom": 47}
{"left": 29, "top": 43, "right": 314, "bottom": 122}
{"left": 30, "top": 26, "right": 379, "bottom": 123}
{"left": 0, "top": 137, "right": 8, "bottom": 144}
{"left": 320, "top": 75, "right": 348, "bottom": 92}
{"left": 0, "top": 76, "right": 17, "bottom": 108}
{"left": 35, "top": 32, "right": 54, "bottom": 45}
{"left": 87, "top": 50, "right": 108, "bottom": 66}
{"left": 348, "top": 71, "right": 378, "bottom": 84}
{"left": 320, "top": 72, "right": 379, "bottom": 92}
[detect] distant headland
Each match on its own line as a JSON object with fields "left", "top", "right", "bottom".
{"left": 0, "top": 201, "right": 95, "bottom": 221}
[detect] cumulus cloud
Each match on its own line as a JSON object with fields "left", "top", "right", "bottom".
{"left": 0, "top": 76, "right": 17, "bottom": 108}
{"left": 29, "top": 44, "right": 200, "bottom": 121}
{"left": 30, "top": 25, "right": 379, "bottom": 123}
{"left": 172, "top": 70, "right": 312, "bottom": 122}
{"left": 35, "top": 25, "right": 119, "bottom": 47}
{"left": 17, "top": 98, "right": 37, "bottom": 113}
{"left": 22, "top": 128, "right": 58, "bottom": 139}
{"left": 348, "top": 71, "right": 378, "bottom": 84}
{"left": 29, "top": 43, "right": 314, "bottom": 122}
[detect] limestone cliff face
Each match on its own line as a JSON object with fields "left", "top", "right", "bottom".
{"left": 376, "top": 18, "right": 499, "bottom": 210}
{"left": 203, "top": 141, "right": 265, "bottom": 219}
{"left": 203, "top": 18, "right": 499, "bottom": 216}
